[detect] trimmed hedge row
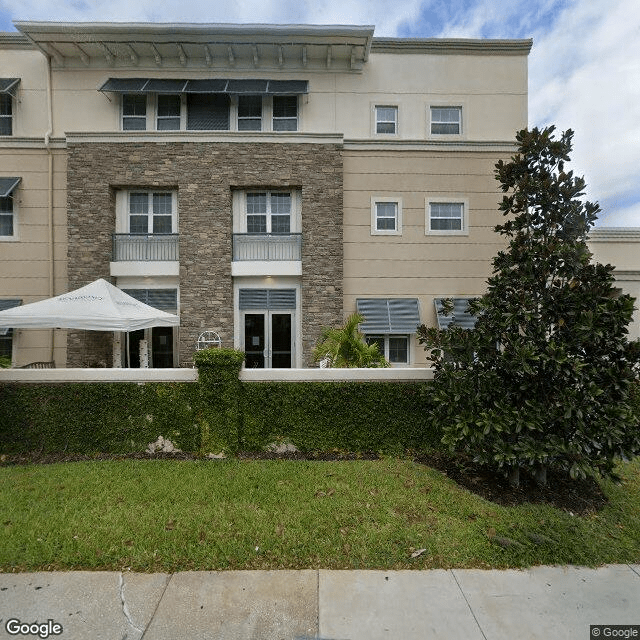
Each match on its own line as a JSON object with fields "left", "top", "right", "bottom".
{"left": 241, "top": 381, "right": 436, "bottom": 453}
{"left": 0, "top": 382, "right": 201, "bottom": 454}
{"left": 0, "top": 349, "right": 438, "bottom": 455}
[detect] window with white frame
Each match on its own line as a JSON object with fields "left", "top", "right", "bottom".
{"left": 0, "top": 195, "right": 14, "bottom": 237}
{"left": 122, "top": 94, "right": 147, "bottom": 130}
{"left": 427, "top": 201, "right": 466, "bottom": 234}
{"left": 375, "top": 106, "right": 397, "bottom": 134}
{"left": 238, "top": 95, "right": 263, "bottom": 131}
{"left": 156, "top": 95, "right": 181, "bottom": 130}
{"left": 246, "top": 191, "right": 291, "bottom": 233}
{"left": 0, "top": 94, "right": 12, "bottom": 136}
{"left": 120, "top": 93, "right": 300, "bottom": 132}
{"left": 0, "top": 177, "right": 20, "bottom": 239}
{"left": 430, "top": 106, "right": 462, "bottom": 135}
{"left": 127, "top": 191, "right": 176, "bottom": 234}
{"left": 272, "top": 96, "right": 298, "bottom": 131}
{"left": 371, "top": 198, "right": 402, "bottom": 235}
{"left": 365, "top": 335, "right": 410, "bottom": 364}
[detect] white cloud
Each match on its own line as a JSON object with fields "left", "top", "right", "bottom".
{"left": 528, "top": 0, "right": 640, "bottom": 225}
{"left": 1, "top": 0, "right": 421, "bottom": 35}
{"left": 2, "top": 0, "right": 638, "bottom": 226}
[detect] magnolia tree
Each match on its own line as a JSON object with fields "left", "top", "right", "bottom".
{"left": 417, "top": 126, "right": 640, "bottom": 486}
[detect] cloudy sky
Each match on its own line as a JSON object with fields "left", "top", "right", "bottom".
{"left": 0, "top": 0, "right": 637, "bottom": 227}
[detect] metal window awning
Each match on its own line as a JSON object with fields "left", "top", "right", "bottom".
{"left": 356, "top": 298, "right": 420, "bottom": 334}
{"left": 0, "top": 177, "right": 21, "bottom": 198}
{"left": 0, "top": 78, "right": 20, "bottom": 97}
{"left": 434, "top": 298, "right": 479, "bottom": 329}
{"left": 99, "top": 78, "right": 308, "bottom": 95}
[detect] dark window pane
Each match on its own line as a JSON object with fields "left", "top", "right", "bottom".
{"left": 123, "top": 117, "right": 146, "bottom": 131}
{"left": 238, "top": 95, "right": 262, "bottom": 118}
{"left": 0, "top": 94, "right": 11, "bottom": 116}
{"left": 129, "top": 215, "right": 148, "bottom": 233}
{"left": 238, "top": 118, "right": 261, "bottom": 131}
{"left": 271, "top": 215, "right": 290, "bottom": 233}
{"left": 389, "top": 337, "right": 408, "bottom": 363}
{"left": 157, "top": 95, "right": 180, "bottom": 117}
{"left": 129, "top": 193, "right": 148, "bottom": 214}
{"left": 123, "top": 95, "right": 146, "bottom": 116}
{"left": 153, "top": 216, "right": 172, "bottom": 234}
{"left": 157, "top": 118, "right": 180, "bottom": 130}
{"left": 0, "top": 196, "right": 12, "bottom": 213}
{"left": 376, "top": 217, "right": 396, "bottom": 230}
{"left": 273, "top": 96, "right": 297, "bottom": 118}
{"left": 153, "top": 193, "right": 172, "bottom": 215}
{"left": 247, "top": 215, "right": 267, "bottom": 233}
{"left": 187, "top": 94, "right": 229, "bottom": 130}
{"left": 0, "top": 214, "right": 13, "bottom": 236}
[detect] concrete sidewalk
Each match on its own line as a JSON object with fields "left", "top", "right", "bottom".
{"left": 0, "top": 565, "right": 638, "bottom": 639}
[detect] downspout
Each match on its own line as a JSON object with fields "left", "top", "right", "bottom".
{"left": 44, "top": 53, "right": 54, "bottom": 361}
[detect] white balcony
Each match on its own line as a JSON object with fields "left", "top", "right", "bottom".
{"left": 110, "top": 233, "right": 179, "bottom": 277}
{"left": 232, "top": 233, "right": 302, "bottom": 277}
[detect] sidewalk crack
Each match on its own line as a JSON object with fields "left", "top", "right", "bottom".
{"left": 140, "top": 573, "right": 173, "bottom": 640}
{"left": 119, "top": 572, "right": 144, "bottom": 638}
{"left": 451, "top": 570, "right": 488, "bottom": 640}
{"left": 628, "top": 564, "right": 640, "bottom": 579}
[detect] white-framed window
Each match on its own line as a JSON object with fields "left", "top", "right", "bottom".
{"left": 122, "top": 191, "right": 177, "bottom": 234}
{"left": 238, "top": 95, "right": 263, "bottom": 131}
{"left": 426, "top": 200, "right": 468, "bottom": 235}
{"left": 0, "top": 94, "right": 12, "bottom": 136}
{"left": 156, "top": 94, "right": 181, "bottom": 130}
{"left": 272, "top": 95, "right": 298, "bottom": 131}
{"left": 365, "top": 335, "right": 410, "bottom": 364}
{"left": 122, "top": 94, "right": 147, "bottom": 130}
{"left": 246, "top": 191, "right": 292, "bottom": 233}
{"left": 430, "top": 106, "right": 462, "bottom": 135}
{"left": 0, "top": 195, "right": 15, "bottom": 238}
{"left": 375, "top": 105, "right": 398, "bottom": 135}
{"left": 371, "top": 197, "right": 402, "bottom": 235}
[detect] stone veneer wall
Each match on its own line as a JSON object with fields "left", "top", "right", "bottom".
{"left": 66, "top": 141, "right": 343, "bottom": 367}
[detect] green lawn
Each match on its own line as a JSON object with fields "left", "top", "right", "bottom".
{"left": 1, "top": 457, "right": 638, "bottom": 572}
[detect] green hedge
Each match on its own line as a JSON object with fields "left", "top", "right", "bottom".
{"left": 241, "top": 381, "right": 436, "bottom": 453}
{"left": 194, "top": 348, "right": 245, "bottom": 453}
{"left": 0, "top": 349, "right": 439, "bottom": 455}
{"left": 0, "top": 382, "right": 201, "bottom": 454}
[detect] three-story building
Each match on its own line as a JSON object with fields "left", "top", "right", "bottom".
{"left": 0, "top": 21, "right": 533, "bottom": 367}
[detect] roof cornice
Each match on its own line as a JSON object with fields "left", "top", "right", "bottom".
{"left": 589, "top": 227, "right": 640, "bottom": 242}
{"left": 371, "top": 38, "right": 533, "bottom": 55}
{"left": 0, "top": 32, "right": 34, "bottom": 49}
{"left": 14, "top": 21, "right": 374, "bottom": 72}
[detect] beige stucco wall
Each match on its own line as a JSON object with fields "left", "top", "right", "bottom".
{"left": 0, "top": 46, "right": 48, "bottom": 136}
{"left": 44, "top": 49, "right": 527, "bottom": 141}
{"left": 588, "top": 235, "right": 640, "bottom": 340}
{"left": 343, "top": 148, "right": 510, "bottom": 366}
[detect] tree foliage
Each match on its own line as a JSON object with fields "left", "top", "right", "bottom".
{"left": 417, "top": 126, "right": 640, "bottom": 483}
{"left": 313, "top": 313, "right": 389, "bottom": 368}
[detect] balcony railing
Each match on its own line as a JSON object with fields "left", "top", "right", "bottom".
{"left": 112, "top": 234, "right": 179, "bottom": 262}
{"left": 233, "top": 233, "right": 302, "bottom": 261}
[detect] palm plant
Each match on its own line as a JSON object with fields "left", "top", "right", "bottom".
{"left": 313, "top": 313, "right": 389, "bottom": 368}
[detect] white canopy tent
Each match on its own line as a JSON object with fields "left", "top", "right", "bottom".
{"left": 0, "top": 279, "right": 179, "bottom": 331}
{"left": 0, "top": 279, "right": 179, "bottom": 367}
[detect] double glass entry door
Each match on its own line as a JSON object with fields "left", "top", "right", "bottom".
{"left": 244, "top": 312, "right": 293, "bottom": 368}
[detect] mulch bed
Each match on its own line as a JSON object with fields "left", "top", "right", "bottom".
{"left": 1, "top": 449, "right": 608, "bottom": 514}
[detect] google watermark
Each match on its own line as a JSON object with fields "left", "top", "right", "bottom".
{"left": 591, "top": 626, "right": 640, "bottom": 638}
{"left": 5, "top": 619, "right": 63, "bottom": 638}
